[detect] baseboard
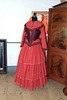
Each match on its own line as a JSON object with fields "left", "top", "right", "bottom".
{"left": 7, "top": 66, "right": 17, "bottom": 71}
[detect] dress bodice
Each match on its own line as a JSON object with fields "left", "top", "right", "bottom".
{"left": 25, "top": 24, "right": 43, "bottom": 46}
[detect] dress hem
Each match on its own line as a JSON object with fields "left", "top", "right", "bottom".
{"left": 14, "top": 75, "right": 48, "bottom": 91}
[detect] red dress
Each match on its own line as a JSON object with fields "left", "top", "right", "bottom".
{"left": 14, "top": 20, "right": 47, "bottom": 90}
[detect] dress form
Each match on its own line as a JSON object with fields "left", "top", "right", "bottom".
{"left": 32, "top": 13, "right": 37, "bottom": 22}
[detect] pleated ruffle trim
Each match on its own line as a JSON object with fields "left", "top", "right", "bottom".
{"left": 14, "top": 75, "right": 48, "bottom": 91}
{"left": 14, "top": 61, "right": 47, "bottom": 90}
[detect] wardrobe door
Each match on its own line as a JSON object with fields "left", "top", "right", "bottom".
{"left": 47, "top": 7, "right": 67, "bottom": 85}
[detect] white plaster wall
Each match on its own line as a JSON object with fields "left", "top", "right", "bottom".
{"left": 7, "top": 43, "right": 21, "bottom": 66}
{"left": 0, "top": 0, "right": 60, "bottom": 66}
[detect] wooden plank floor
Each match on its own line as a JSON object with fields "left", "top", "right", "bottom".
{"left": 0, "top": 71, "right": 67, "bottom": 100}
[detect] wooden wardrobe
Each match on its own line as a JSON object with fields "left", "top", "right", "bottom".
{"left": 47, "top": 2, "right": 67, "bottom": 95}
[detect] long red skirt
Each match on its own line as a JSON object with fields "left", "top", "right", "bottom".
{"left": 14, "top": 39, "right": 47, "bottom": 90}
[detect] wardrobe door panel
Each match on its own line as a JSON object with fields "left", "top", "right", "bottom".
{"left": 52, "top": 12, "right": 67, "bottom": 23}
{"left": 51, "top": 25, "right": 67, "bottom": 50}
{"left": 47, "top": 51, "right": 66, "bottom": 85}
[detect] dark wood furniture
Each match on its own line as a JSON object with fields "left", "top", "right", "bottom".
{"left": 0, "top": 39, "right": 7, "bottom": 74}
{"left": 47, "top": 2, "right": 67, "bottom": 95}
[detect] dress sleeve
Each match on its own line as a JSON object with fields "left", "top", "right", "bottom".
{"left": 40, "top": 25, "right": 47, "bottom": 50}
{"left": 20, "top": 26, "right": 26, "bottom": 47}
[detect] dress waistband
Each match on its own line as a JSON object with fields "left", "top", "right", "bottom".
{"left": 24, "top": 41, "right": 41, "bottom": 47}
{"left": 24, "top": 38, "right": 41, "bottom": 47}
